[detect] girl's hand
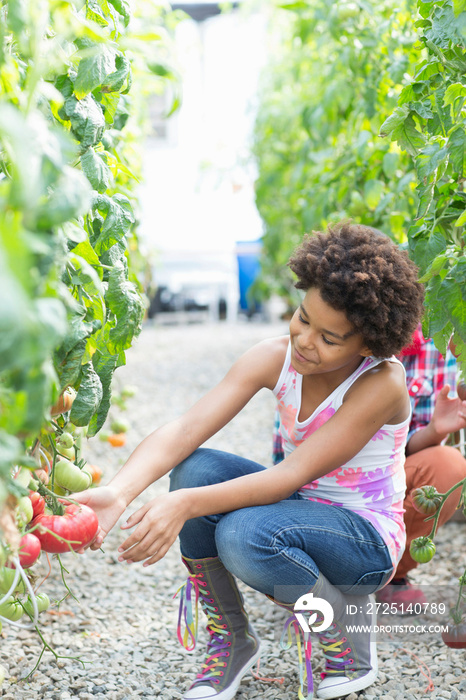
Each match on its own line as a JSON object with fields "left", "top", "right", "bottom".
{"left": 73, "top": 485, "right": 128, "bottom": 550}
{"left": 118, "top": 491, "right": 188, "bottom": 567}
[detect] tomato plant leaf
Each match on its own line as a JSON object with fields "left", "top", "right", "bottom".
{"left": 392, "top": 115, "right": 426, "bottom": 156}
{"left": 107, "top": 0, "right": 131, "bottom": 26}
{"left": 63, "top": 95, "right": 106, "bottom": 149}
{"left": 105, "top": 260, "right": 145, "bottom": 353}
{"left": 74, "top": 45, "right": 116, "bottom": 100}
{"left": 87, "top": 351, "right": 119, "bottom": 437}
{"left": 81, "top": 147, "right": 111, "bottom": 193}
{"left": 379, "top": 106, "right": 409, "bottom": 137}
{"left": 91, "top": 193, "right": 134, "bottom": 254}
{"left": 437, "top": 276, "right": 466, "bottom": 343}
{"left": 453, "top": 0, "right": 466, "bottom": 17}
{"left": 70, "top": 362, "right": 103, "bottom": 426}
{"left": 101, "top": 54, "right": 131, "bottom": 93}
{"left": 447, "top": 126, "right": 466, "bottom": 176}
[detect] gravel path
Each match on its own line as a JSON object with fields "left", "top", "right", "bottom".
{"left": 1, "top": 320, "right": 465, "bottom": 700}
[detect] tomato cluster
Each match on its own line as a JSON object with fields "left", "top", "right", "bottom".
{"left": 1, "top": 393, "right": 103, "bottom": 632}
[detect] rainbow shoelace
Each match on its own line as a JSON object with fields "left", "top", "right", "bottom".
{"left": 318, "top": 622, "right": 354, "bottom": 678}
{"left": 175, "top": 569, "right": 232, "bottom": 688}
{"left": 280, "top": 614, "right": 314, "bottom": 700}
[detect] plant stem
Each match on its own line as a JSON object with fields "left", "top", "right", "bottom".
{"left": 426, "top": 477, "right": 466, "bottom": 539}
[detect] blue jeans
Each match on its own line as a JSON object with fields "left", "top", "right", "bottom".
{"left": 169, "top": 448, "right": 394, "bottom": 602}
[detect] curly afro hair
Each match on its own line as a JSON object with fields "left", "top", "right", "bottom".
{"left": 288, "top": 222, "right": 425, "bottom": 358}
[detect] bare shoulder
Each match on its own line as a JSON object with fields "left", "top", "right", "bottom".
{"left": 228, "top": 335, "right": 289, "bottom": 392}
{"left": 347, "top": 359, "right": 409, "bottom": 423}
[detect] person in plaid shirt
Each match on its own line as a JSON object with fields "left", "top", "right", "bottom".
{"left": 272, "top": 324, "right": 466, "bottom": 612}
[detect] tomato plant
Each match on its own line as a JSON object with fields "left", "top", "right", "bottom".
{"left": 0, "top": 0, "right": 183, "bottom": 670}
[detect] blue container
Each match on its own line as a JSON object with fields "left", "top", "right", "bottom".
{"left": 235, "top": 239, "right": 262, "bottom": 312}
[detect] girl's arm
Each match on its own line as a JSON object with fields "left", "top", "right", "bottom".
{"left": 119, "top": 360, "right": 409, "bottom": 565}
{"left": 74, "top": 336, "right": 287, "bottom": 544}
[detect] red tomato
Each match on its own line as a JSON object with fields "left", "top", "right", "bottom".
{"left": 442, "top": 624, "right": 466, "bottom": 649}
{"left": 32, "top": 504, "right": 98, "bottom": 553}
{"left": 18, "top": 533, "right": 41, "bottom": 568}
{"left": 29, "top": 491, "right": 46, "bottom": 518}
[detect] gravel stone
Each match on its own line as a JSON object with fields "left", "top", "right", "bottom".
{"left": 2, "top": 320, "right": 465, "bottom": 699}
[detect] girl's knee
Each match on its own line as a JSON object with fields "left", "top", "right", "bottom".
{"left": 169, "top": 448, "right": 213, "bottom": 491}
{"left": 215, "top": 510, "right": 269, "bottom": 584}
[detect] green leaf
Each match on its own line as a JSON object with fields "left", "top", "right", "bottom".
{"left": 101, "top": 55, "right": 131, "bottom": 93}
{"left": 64, "top": 95, "right": 106, "bottom": 149}
{"left": 444, "top": 82, "right": 466, "bottom": 107}
{"left": 55, "top": 316, "right": 102, "bottom": 389}
{"left": 453, "top": 0, "right": 466, "bottom": 17}
{"left": 107, "top": 0, "right": 131, "bottom": 26}
{"left": 70, "top": 362, "right": 103, "bottom": 426}
{"left": 56, "top": 338, "right": 87, "bottom": 389}
{"left": 392, "top": 115, "right": 426, "bottom": 157}
{"left": 71, "top": 239, "right": 102, "bottom": 270}
{"left": 62, "top": 221, "right": 88, "bottom": 245}
{"left": 432, "top": 323, "right": 454, "bottom": 356}
{"left": 36, "top": 166, "right": 93, "bottom": 230}
{"left": 105, "top": 261, "right": 145, "bottom": 353}
{"left": 379, "top": 106, "right": 409, "bottom": 138}
{"left": 74, "top": 45, "right": 116, "bottom": 100}
{"left": 91, "top": 193, "right": 134, "bottom": 254}
{"left": 454, "top": 209, "right": 466, "bottom": 227}
{"left": 437, "top": 276, "right": 466, "bottom": 343}
{"left": 448, "top": 126, "right": 466, "bottom": 176}
{"left": 416, "top": 179, "right": 435, "bottom": 220}
{"left": 415, "top": 142, "right": 449, "bottom": 181}
{"left": 409, "top": 229, "right": 447, "bottom": 277}
{"left": 81, "top": 147, "right": 111, "bottom": 193}
{"left": 87, "top": 350, "right": 119, "bottom": 437}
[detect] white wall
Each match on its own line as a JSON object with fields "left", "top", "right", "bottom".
{"left": 137, "top": 2, "right": 269, "bottom": 316}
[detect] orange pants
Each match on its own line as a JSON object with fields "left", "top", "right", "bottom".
{"left": 396, "top": 445, "right": 466, "bottom": 579}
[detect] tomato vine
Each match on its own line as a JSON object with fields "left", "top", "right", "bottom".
{"left": 252, "top": 0, "right": 465, "bottom": 377}
{"left": 0, "top": 0, "right": 182, "bottom": 666}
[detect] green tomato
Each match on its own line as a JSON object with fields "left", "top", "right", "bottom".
{"left": 23, "top": 593, "right": 50, "bottom": 617}
{"left": 409, "top": 536, "right": 436, "bottom": 563}
{"left": 16, "top": 495, "right": 34, "bottom": 526}
{"left": 14, "top": 468, "right": 32, "bottom": 488}
{"left": 56, "top": 444, "right": 76, "bottom": 460}
{"left": 410, "top": 485, "right": 443, "bottom": 515}
{"left": 0, "top": 596, "right": 24, "bottom": 621}
{"left": 54, "top": 459, "right": 92, "bottom": 492}
{"left": 0, "top": 567, "right": 26, "bottom": 595}
{"left": 110, "top": 418, "right": 130, "bottom": 434}
{"left": 57, "top": 432, "right": 74, "bottom": 449}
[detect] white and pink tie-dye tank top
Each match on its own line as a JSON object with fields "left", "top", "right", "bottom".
{"left": 273, "top": 342, "right": 410, "bottom": 569}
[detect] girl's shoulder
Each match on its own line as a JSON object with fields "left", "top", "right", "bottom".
{"left": 236, "top": 335, "right": 289, "bottom": 392}
{"left": 345, "top": 358, "right": 410, "bottom": 424}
